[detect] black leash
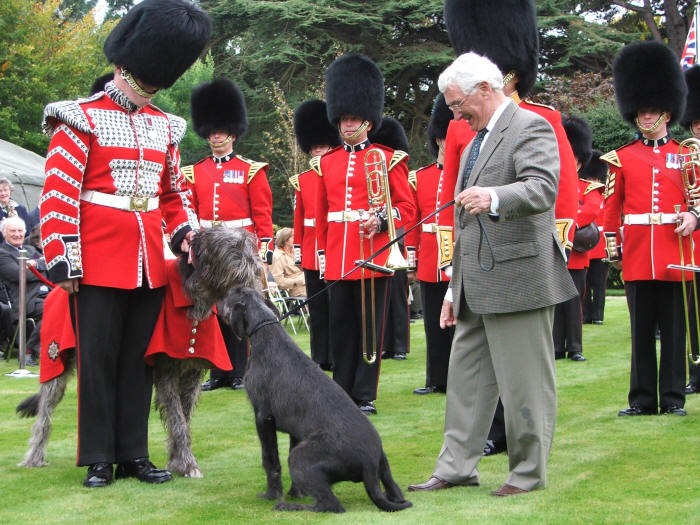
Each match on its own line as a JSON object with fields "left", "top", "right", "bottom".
{"left": 247, "top": 318, "right": 280, "bottom": 337}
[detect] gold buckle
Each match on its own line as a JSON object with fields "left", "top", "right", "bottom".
{"left": 648, "top": 213, "right": 662, "bottom": 225}
{"left": 211, "top": 220, "right": 222, "bottom": 226}
{"left": 129, "top": 196, "right": 148, "bottom": 212}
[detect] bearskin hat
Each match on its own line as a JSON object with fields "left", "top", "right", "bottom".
{"left": 581, "top": 149, "right": 607, "bottom": 183}
{"left": 190, "top": 78, "right": 248, "bottom": 140}
{"left": 90, "top": 73, "right": 114, "bottom": 96}
{"left": 444, "top": 0, "right": 538, "bottom": 97}
{"left": 427, "top": 93, "right": 453, "bottom": 158}
{"left": 293, "top": 100, "right": 341, "bottom": 154}
{"left": 326, "top": 54, "right": 384, "bottom": 126}
{"left": 562, "top": 116, "right": 593, "bottom": 168}
{"left": 103, "top": 0, "right": 211, "bottom": 90}
{"left": 613, "top": 41, "right": 686, "bottom": 127}
{"left": 681, "top": 65, "right": 700, "bottom": 129}
{"left": 369, "top": 117, "right": 409, "bottom": 153}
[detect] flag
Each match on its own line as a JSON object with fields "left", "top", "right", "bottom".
{"left": 681, "top": 9, "right": 698, "bottom": 70}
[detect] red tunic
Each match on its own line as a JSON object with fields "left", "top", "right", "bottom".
{"left": 184, "top": 154, "right": 273, "bottom": 263}
{"left": 405, "top": 163, "right": 453, "bottom": 282}
{"left": 441, "top": 96, "right": 579, "bottom": 251}
{"left": 40, "top": 90, "right": 197, "bottom": 288}
{"left": 602, "top": 138, "right": 693, "bottom": 281}
{"left": 291, "top": 167, "right": 321, "bottom": 271}
{"left": 569, "top": 179, "right": 605, "bottom": 270}
{"left": 315, "top": 143, "right": 416, "bottom": 280}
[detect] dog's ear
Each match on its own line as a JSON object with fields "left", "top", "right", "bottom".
{"left": 229, "top": 301, "right": 248, "bottom": 340}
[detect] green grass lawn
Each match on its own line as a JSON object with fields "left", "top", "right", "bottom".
{"left": 2, "top": 296, "right": 699, "bottom": 524}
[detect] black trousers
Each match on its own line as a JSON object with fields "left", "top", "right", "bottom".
{"left": 553, "top": 268, "right": 586, "bottom": 356}
{"left": 419, "top": 280, "right": 453, "bottom": 388}
{"left": 625, "top": 280, "right": 686, "bottom": 411}
{"left": 71, "top": 284, "right": 164, "bottom": 466}
{"left": 381, "top": 269, "right": 410, "bottom": 355}
{"left": 304, "top": 269, "right": 332, "bottom": 368}
{"left": 583, "top": 258, "right": 609, "bottom": 323}
{"left": 329, "top": 278, "right": 390, "bottom": 402}
{"left": 689, "top": 284, "right": 700, "bottom": 387}
{"left": 211, "top": 316, "right": 248, "bottom": 381}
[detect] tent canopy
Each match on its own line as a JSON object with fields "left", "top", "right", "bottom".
{"left": 0, "top": 139, "right": 46, "bottom": 210}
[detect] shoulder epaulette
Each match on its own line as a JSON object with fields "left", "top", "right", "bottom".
{"left": 237, "top": 156, "right": 269, "bottom": 183}
{"left": 289, "top": 173, "right": 301, "bottom": 192}
{"left": 583, "top": 180, "right": 605, "bottom": 195}
{"left": 600, "top": 150, "right": 621, "bottom": 168}
{"left": 309, "top": 155, "right": 322, "bottom": 176}
{"left": 523, "top": 99, "right": 554, "bottom": 111}
{"left": 181, "top": 165, "right": 195, "bottom": 184}
{"left": 407, "top": 170, "right": 417, "bottom": 191}
{"left": 42, "top": 100, "right": 93, "bottom": 136}
{"left": 389, "top": 150, "right": 409, "bottom": 171}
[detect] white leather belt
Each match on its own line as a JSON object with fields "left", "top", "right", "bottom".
{"left": 422, "top": 223, "right": 438, "bottom": 233}
{"left": 623, "top": 213, "right": 677, "bottom": 225}
{"left": 303, "top": 218, "right": 316, "bottom": 227}
{"left": 81, "top": 190, "right": 158, "bottom": 212}
{"left": 200, "top": 218, "right": 253, "bottom": 228}
{"left": 328, "top": 210, "right": 364, "bottom": 222}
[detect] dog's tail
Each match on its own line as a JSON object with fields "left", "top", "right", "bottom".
{"left": 16, "top": 394, "right": 41, "bottom": 418}
{"left": 363, "top": 453, "right": 412, "bottom": 512}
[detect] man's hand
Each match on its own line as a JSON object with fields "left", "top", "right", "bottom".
{"left": 362, "top": 213, "right": 380, "bottom": 239}
{"left": 57, "top": 278, "right": 79, "bottom": 294}
{"left": 456, "top": 186, "right": 492, "bottom": 215}
{"left": 440, "top": 299, "right": 456, "bottom": 328}
{"left": 675, "top": 211, "right": 698, "bottom": 237}
{"left": 182, "top": 230, "right": 196, "bottom": 264}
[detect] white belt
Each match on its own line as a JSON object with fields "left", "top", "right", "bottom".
{"left": 328, "top": 210, "right": 364, "bottom": 222}
{"left": 623, "top": 213, "right": 677, "bottom": 225}
{"left": 81, "top": 190, "right": 159, "bottom": 212}
{"left": 303, "top": 218, "right": 316, "bottom": 227}
{"left": 200, "top": 218, "right": 253, "bottom": 228}
{"left": 422, "top": 223, "right": 438, "bottom": 233}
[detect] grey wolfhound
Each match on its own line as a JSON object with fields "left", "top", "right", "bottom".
{"left": 220, "top": 286, "right": 412, "bottom": 513}
{"left": 16, "top": 227, "right": 262, "bottom": 477}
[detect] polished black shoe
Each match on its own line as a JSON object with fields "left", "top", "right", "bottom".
{"left": 358, "top": 401, "right": 377, "bottom": 415}
{"left": 381, "top": 351, "right": 394, "bottom": 359}
{"left": 83, "top": 463, "right": 113, "bottom": 488}
{"left": 592, "top": 320, "right": 603, "bottom": 325}
{"left": 483, "top": 439, "right": 507, "bottom": 456}
{"left": 392, "top": 353, "right": 407, "bottom": 361}
{"left": 231, "top": 377, "right": 245, "bottom": 390}
{"left": 115, "top": 457, "right": 172, "bottom": 484}
{"left": 413, "top": 385, "right": 446, "bottom": 395}
{"left": 686, "top": 383, "right": 698, "bottom": 394}
{"left": 618, "top": 406, "right": 656, "bottom": 416}
{"left": 569, "top": 353, "right": 586, "bottom": 362}
{"left": 661, "top": 405, "right": 687, "bottom": 416}
{"left": 201, "top": 377, "right": 232, "bottom": 391}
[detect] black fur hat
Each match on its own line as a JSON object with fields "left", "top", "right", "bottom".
{"left": 681, "top": 66, "right": 700, "bottom": 129}
{"left": 369, "top": 117, "right": 409, "bottom": 153}
{"left": 613, "top": 41, "right": 687, "bottom": 126}
{"left": 326, "top": 54, "right": 384, "bottom": 126}
{"left": 293, "top": 100, "right": 341, "bottom": 154}
{"left": 562, "top": 116, "right": 593, "bottom": 168}
{"left": 190, "top": 78, "right": 248, "bottom": 140}
{"left": 444, "top": 0, "right": 538, "bottom": 97}
{"left": 581, "top": 149, "right": 608, "bottom": 183}
{"left": 427, "top": 93, "right": 453, "bottom": 158}
{"left": 90, "top": 73, "right": 114, "bottom": 95}
{"left": 103, "top": 0, "right": 211, "bottom": 89}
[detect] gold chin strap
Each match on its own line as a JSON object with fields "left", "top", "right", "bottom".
{"left": 340, "top": 120, "right": 371, "bottom": 142}
{"left": 635, "top": 112, "right": 668, "bottom": 134}
{"left": 208, "top": 135, "right": 234, "bottom": 148}
{"left": 121, "top": 68, "right": 156, "bottom": 99}
{"left": 502, "top": 70, "right": 517, "bottom": 88}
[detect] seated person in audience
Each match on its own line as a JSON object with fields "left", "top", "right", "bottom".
{"left": 271, "top": 227, "right": 306, "bottom": 297}
{"left": 0, "top": 215, "right": 49, "bottom": 366}
{"left": 0, "top": 177, "right": 33, "bottom": 240}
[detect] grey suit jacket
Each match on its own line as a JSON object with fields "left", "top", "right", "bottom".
{"left": 452, "top": 100, "right": 577, "bottom": 315}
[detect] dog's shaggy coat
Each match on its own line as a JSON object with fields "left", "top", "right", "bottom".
{"left": 221, "top": 287, "right": 412, "bottom": 513}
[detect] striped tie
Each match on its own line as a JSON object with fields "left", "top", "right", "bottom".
{"left": 461, "top": 128, "right": 487, "bottom": 191}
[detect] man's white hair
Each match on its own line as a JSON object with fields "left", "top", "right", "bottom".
{"left": 1, "top": 215, "right": 26, "bottom": 235}
{"left": 438, "top": 52, "right": 504, "bottom": 96}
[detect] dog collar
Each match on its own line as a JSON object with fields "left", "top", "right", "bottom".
{"left": 247, "top": 318, "right": 279, "bottom": 337}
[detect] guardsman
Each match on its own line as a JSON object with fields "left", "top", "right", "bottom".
{"left": 185, "top": 78, "right": 273, "bottom": 391}
{"left": 603, "top": 41, "right": 697, "bottom": 417}
{"left": 39, "top": 0, "right": 210, "bottom": 487}
{"left": 290, "top": 99, "right": 341, "bottom": 370}
{"left": 406, "top": 93, "right": 454, "bottom": 395}
{"left": 315, "top": 54, "right": 416, "bottom": 415}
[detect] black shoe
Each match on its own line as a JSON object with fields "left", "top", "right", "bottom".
{"left": 554, "top": 352, "right": 565, "bottom": 360}
{"left": 392, "top": 353, "right": 407, "bottom": 361}
{"left": 201, "top": 378, "right": 232, "bottom": 391}
{"left": 483, "top": 440, "right": 507, "bottom": 456}
{"left": 319, "top": 363, "right": 333, "bottom": 372}
{"left": 569, "top": 353, "right": 586, "bottom": 362}
{"left": 618, "top": 406, "right": 656, "bottom": 416}
{"left": 413, "top": 385, "right": 446, "bottom": 395}
{"left": 592, "top": 320, "right": 603, "bottom": 325}
{"left": 231, "top": 377, "right": 245, "bottom": 390}
{"left": 685, "top": 383, "right": 698, "bottom": 394}
{"left": 358, "top": 401, "right": 377, "bottom": 415}
{"left": 381, "top": 351, "right": 394, "bottom": 359}
{"left": 115, "top": 457, "right": 172, "bottom": 484}
{"left": 661, "top": 405, "right": 687, "bottom": 416}
{"left": 83, "top": 463, "right": 113, "bottom": 488}
{"left": 410, "top": 312, "right": 423, "bottom": 320}
{"left": 25, "top": 354, "right": 38, "bottom": 367}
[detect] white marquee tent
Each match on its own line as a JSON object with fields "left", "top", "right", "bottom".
{"left": 0, "top": 139, "right": 46, "bottom": 210}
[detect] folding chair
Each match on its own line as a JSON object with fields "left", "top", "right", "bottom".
{"left": 265, "top": 287, "right": 298, "bottom": 335}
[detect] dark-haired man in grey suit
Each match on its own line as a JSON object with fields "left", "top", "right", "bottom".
{"left": 408, "top": 52, "right": 577, "bottom": 497}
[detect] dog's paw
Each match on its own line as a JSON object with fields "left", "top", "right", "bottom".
{"left": 258, "top": 490, "right": 283, "bottom": 501}
{"left": 274, "top": 502, "right": 306, "bottom": 511}
{"left": 18, "top": 459, "right": 47, "bottom": 468}
{"left": 183, "top": 466, "right": 203, "bottom": 478}
{"left": 287, "top": 486, "right": 305, "bottom": 499}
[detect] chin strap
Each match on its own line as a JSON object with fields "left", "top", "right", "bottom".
{"left": 340, "top": 120, "right": 371, "bottom": 142}
{"left": 635, "top": 112, "right": 668, "bottom": 134}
